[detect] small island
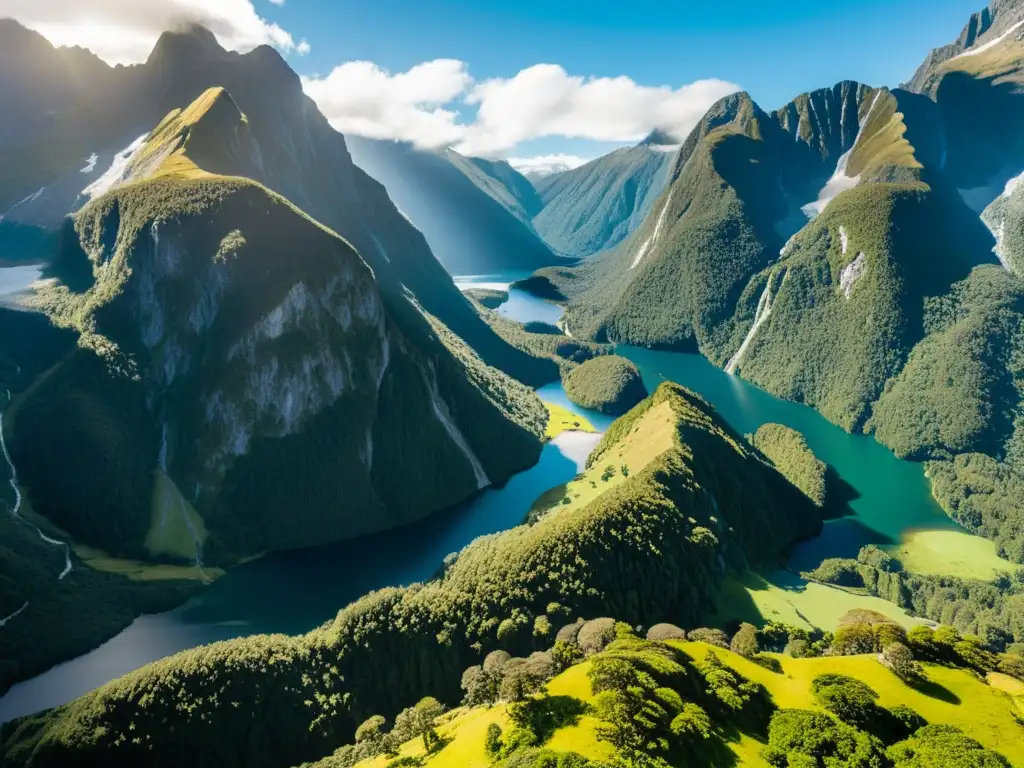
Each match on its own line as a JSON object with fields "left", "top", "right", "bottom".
{"left": 462, "top": 287, "right": 508, "bottom": 309}
{"left": 562, "top": 355, "right": 649, "bottom": 415}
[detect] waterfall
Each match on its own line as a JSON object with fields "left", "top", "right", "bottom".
{"left": 0, "top": 601, "right": 28, "bottom": 628}
{"left": 726, "top": 271, "right": 784, "bottom": 375}
{"left": 425, "top": 371, "right": 489, "bottom": 490}
{"left": 0, "top": 403, "right": 73, "bottom": 581}
{"left": 630, "top": 190, "right": 675, "bottom": 269}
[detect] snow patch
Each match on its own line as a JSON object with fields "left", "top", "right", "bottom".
{"left": 726, "top": 271, "right": 786, "bottom": 375}
{"left": 803, "top": 91, "right": 884, "bottom": 218}
{"left": 839, "top": 253, "right": 867, "bottom": 299}
{"left": 951, "top": 19, "right": 1024, "bottom": 61}
{"left": 630, "top": 189, "right": 675, "bottom": 269}
{"left": 81, "top": 134, "right": 148, "bottom": 201}
{"left": 79, "top": 154, "right": 98, "bottom": 174}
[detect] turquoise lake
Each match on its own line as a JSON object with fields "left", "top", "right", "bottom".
{"left": 0, "top": 274, "right": 966, "bottom": 722}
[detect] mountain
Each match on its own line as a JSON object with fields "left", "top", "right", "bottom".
{"left": 524, "top": 0, "right": 1024, "bottom": 561}
{"left": 9, "top": 86, "right": 544, "bottom": 566}
{"left": 905, "top": 0, "right": 1024, "bottom": 93}
{"left": 0, "top": 382, "right": 822, "bottom": 768}
{"left": 0, "top": 22, "right": 559, "bottom": 687}
{"left": 0, "top": 20, "right": 555, "bottom": 388}
{"left": 538, "top": 83, "right": 992, "bottom": 430}
{"left": 531, "top": 136, "right": 677, "bottom": 258}
{"left": 344, "top": 137, "right": 561, "bottom": 274}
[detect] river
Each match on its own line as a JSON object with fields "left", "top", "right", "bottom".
{"left": 0, "top": 272, "right": 1002, "bottom": 722}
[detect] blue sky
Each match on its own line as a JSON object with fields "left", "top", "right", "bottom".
{"left": 12, "top": 0, "right": 986, "bottom": 165}
{"left": 273, "top": 0, "right": 982, "bottom": 159}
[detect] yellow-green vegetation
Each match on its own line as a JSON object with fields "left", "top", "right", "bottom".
{"left": 804, "top": 545, "right": 1024, "bottom": 650}
{"left": 844, "top": 90, "right": 922, "bottom": 180}
{"left": 145, "top": 471, "right": 208, "bottom": 562}
{"left": 669, "top": 643, "right": 1024, "bottom": 765}
{"left": 988, "top": 672, "right": 1024, "bottom": 718}
{"left": 939, "top": 38, "right": 1024, "bottom": 80}
{"left": 351, "top": 706, "right": 511, "bottom": 768}
{"left": 543, "top": 402, "right": 596, "bottom": 439}
{"left": 338, "top": 626, "right": 1020, "bottom": 768}
{"left": 348, "top": 664, "right": 615, "bottom": 768}
{"left": 750, "top": 423, "right": 827, "bottom": 507}
{"left": 561, "top": 355, "right": 648, "bottom": 415}
{"left": 894, "top": 530, "right": 1016, "bottom": 581}
{"left": 73, "top": 544, "right": 220, "bottom": 582}
{"left": 712, "top": 571, "right": 922, "bottom": 632}
{"left": 532, "top": 399, "right": 675, "bottom": 519}
{"left": 0, "top": 384, "right": 821, "bottom": 768}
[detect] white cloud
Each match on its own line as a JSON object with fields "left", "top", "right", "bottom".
{"left": 6, "top": 0, "right": 306, "bottom": 65}
{"left": 301, "top": 60, "right": 472, "bottom": 149}
{"left": 458, "top": 66, "right": 739, "bottom": 157}
{"left": 507, "top": 154, "right": 590, "bottom": 177}
{"left": 269, "top": 0, "right": 285, "bottom": 5}
{"left": 297, "top": 39, "right": 311, "bottom": 55}
{"left": 302, "top": 59, "right": 739, "bottom": 158}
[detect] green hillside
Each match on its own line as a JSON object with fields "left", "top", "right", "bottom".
{"left": 561, "top": 355, "right": 648, "bottom": 414}
{"left": 315, "top": 620, "right": 1023, "bottom": 768}
{"left": 0, "top": 85, "right": 547, "bottom": 691}
{"left": 532, "top": 142, "right": 676, "bottom": 259}
{"left": 0, "top": 383, "right": 821, "bottom": 768}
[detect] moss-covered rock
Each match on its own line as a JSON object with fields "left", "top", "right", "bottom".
{"left": 562, "top": 355, "right": 648, "bottom": 414}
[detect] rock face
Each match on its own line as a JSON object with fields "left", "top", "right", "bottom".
{"left": 5, "top": 69, "right": 546, "bottom": 565}
{"left": 905, "top": 0, "right": 1024, "bottom": 93}
{"left": 0, "top": 20, "right": 550, "bottom": 389}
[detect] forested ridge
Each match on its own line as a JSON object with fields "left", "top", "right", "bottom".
{"left": 0, "top": 383, "right": 822, "bottom": 768}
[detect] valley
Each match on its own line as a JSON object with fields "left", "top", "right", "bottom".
{"left": 1, "top": 3, "right": 1024, "bottom": 766}
{"left": 0, "top": 275, "right": 1003, "bottom": 724}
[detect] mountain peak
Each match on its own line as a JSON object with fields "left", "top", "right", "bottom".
{"left": 640, "top": 128, "right": 683, "bottom": 147}
{"left": 146, "top": 23, "right": 227, "bottom": 69}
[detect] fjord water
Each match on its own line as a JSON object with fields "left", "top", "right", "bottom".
{"left": 0, "top": 275, "right": 955, "bottom": 721}
{"left": 0, "top": 265, "right": 42, "bottom": 308}
{"left": 0, "top": 416, "right": 605, "bottom": 722}
{"left": 458, "top": 278, "right": 957, "bottom": 570}
{"left": 618, "top": 346, "right": 957, "bottom": 572}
